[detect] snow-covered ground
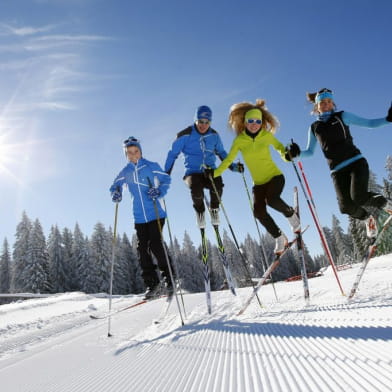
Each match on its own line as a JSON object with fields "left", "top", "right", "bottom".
{"left": 1, "top": 254, "right": 392, "bottom": 392}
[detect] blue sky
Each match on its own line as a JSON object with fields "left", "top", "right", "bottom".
{"left": 0, "top": 0, "right": 391, "bottom": 258}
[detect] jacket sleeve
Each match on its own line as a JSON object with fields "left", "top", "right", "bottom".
{"left": 109, "top": 168, "right": 126, "bottom": 193}
{"left": 299, "top": 126, "right": 317, "bottom": 158}
{"left": 214, "top": 139, "right": 240, "bottom": 177}
{"left": 164, "top": 135, "right": 187, "bottom": 174}
{"left": 342, "top": 111, "right": 389, "bottom": 128}
{"left": 215, "top": 134, "right": 228, "bottom": 161}
{"left": 152, "top": 163, "right": 171, "bottom": 198}
{"left": 270, "top": 134, "right": 287, "bottom": 161}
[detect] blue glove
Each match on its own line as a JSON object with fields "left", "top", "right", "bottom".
{"left": 230, "top": 162, "right": 245, "bottom": 173}
{"left": 147, "top": 187, "right": 161, "bottom": 200}
{"left": 111, "top": 189, "right": 122, "bottom": 203}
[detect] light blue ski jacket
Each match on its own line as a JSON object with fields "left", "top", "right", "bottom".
{"left": 110, "top": 158, "right": 170, "bottom": 224}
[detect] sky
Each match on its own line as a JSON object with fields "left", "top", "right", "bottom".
{"left": 0, "top": 0, "right": 391, "bottom": 257}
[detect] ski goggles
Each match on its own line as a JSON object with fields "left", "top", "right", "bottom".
{"left": 123, "top": 136, "right": 140, "bottom": 147}
{"left": 246, "top": 119, "right": 262, "bottom": 124}
{"left": 197, "top": 119, "right": 210, "bottom": 125}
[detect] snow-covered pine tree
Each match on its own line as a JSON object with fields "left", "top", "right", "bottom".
{"left": 72, "top": 223, "right": 90, "bottom": 292}
{"left": 179, "top": 231, "right": 203, "bottom": 292}
{"left": 47, "top": 225, "right": 67, "bottom": 293}
{"left": 62, "top": 227, "right": 75, "bottom": 291}
{"left": 332, "top": 215, "right": 353, "bottom": 265}
{"left": 89, "top": 222, "right": 112, "bottom": 293}
{"left": 11, "top": 211, "right": 32, "bottom": 293}
{"left": 0, "top": 238, "right": 11, "bottom": 293}
{"left": 22, "top": 219, "right": 51, "bottom": 293}
{"left": 130, "top": 233, "right": 145, "bottom": 293}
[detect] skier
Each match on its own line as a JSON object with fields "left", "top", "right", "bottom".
{"left": 164, "top": 105, "right": 243, "bottom": 228}
{"left": 212, "top": 99, "right": 300, "bottom": 254}
{"left": 286, "top": 88, "right": 392, "bottom": 238}
{"left": 110, "top": 137, "right": 174, "bottom": 299}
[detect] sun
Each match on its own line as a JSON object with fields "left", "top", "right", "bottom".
{"left": 0, "top": 131, "right": 22, "bottom": 182}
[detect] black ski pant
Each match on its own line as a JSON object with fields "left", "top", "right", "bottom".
{"left": 184, "top": 173, "right": 223, "bottom": 213}
{"left": 134, "top": 219, "right": 174, "bottom": 288}
{"left": 253, "top": 174, "right": 294, "bottom": 238}
{"left": 331, "top": 158, "right": 386, "bottom": 220}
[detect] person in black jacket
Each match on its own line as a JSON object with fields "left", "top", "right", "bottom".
{"left": 286, "top": 88, "right": 392, "bottom": 238}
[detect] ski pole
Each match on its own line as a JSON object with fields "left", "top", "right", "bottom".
{"left": 107, "top": 202, "right": 119, "bottom": 337}
{"left": 239, "top": 166, "right": 279, "bottom": 302}
{"left": 206, "top": 170, "right": 263, "bottom": 308}
{"left": 147, "top": 177, "right": 185, "bottom": 325}
{"left": 162, "top": 198, "right": 187, "bottom": 318}
{"left": 287, "top": 149, "right": 345, "bottom": 296}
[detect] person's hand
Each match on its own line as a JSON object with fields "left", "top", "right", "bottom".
{"left": 229, "top": 162, "right": 245, "bottom": 173}
{"left": 386, "top": 102, "right": 392, "bottom": 122}
{"left": 147, "top": 187, "right": 161, "bottom": 200}
{"left": 203, "top": 167, "right": 215, "bottom": 179}
{"left": 285, "top": 142, "right": 301, "bottom": 161}
{"left": 111, "top": 188, "right": 122, "bottom": 203}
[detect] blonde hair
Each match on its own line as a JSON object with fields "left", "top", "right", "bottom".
{"left": 306, "top": 88, "right": 336, "bottom": 114}
{"left": 228, "top": 99, "right": 279, "bottom": 135}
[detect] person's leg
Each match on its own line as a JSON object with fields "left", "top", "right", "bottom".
{"left": 207, "top": 175, "right": 223, "bottom": 225}
{"left": 147, "top": 219, "right": 174, "bottom": 284}
{"left": 184, "top": 174, "right": 207, "bottom": 227}
{"left": 134, "top": 223, "right": 159, "bottom": 288}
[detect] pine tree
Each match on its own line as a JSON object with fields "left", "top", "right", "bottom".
{"left": 0, "top": 238, "right": 11, "bottom": 293}
{"left": 72, "top": 223, "right": 90, "bottom": 292}
{"left": 48, "top": 225, "right": 67, "bottom": 293}
{"left": 11, "top": 211, "right": 32, "bottom": 292}
{"left": 23, "top": 219, "right": 51, "bottom": 293}
{"left": 89, "top": 222, "right": 112, "bottom": 293}
{"left": 62, "top": 227, "right": 75, "bottom": 291}
{"left": 332, "top": 215, "right": 352, "bottom": 265}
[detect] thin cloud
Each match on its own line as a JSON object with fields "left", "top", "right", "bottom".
{"left": 0, "top": 23, "right": 56, "bottom": 36}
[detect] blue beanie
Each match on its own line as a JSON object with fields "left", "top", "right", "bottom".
{"left": 195, "top": 105, "right": 212, "bottom": 121}
{"left": 123, "top": 136, "right": 142, "bottom": 153}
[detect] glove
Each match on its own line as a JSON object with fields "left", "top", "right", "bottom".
{"left": 203, "top": 167, "right": 215, "bottom": 179}
{"left": 387, "top": 102, "right": 392, "bottom": 122}
{"left": 285, "top": 142, "right": 301, "bottom": 161}
{"left": 229, "top": 162, "right": 245, "bottom": 173}
{"left": 111, "top": 188, "right": 122, "bottom": 203}
{"left": 147, "top": 187, "right": 161, "bottom": 200}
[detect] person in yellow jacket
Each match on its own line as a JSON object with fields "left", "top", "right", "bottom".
{"left": 213, "top": 99, "right": 299, "bottom": 254}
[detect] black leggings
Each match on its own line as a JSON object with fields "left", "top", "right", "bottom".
{"left": 332, "top": 158, "right": 385, "bottom": 220}
{"left": 253, "top": 175, "right": 294, "bottom": 238}
{"left": 184, "top": 173, "right": 224, "bottom": 213}
{"left": 134, "top": 219, "right": 173, "bottom": 287}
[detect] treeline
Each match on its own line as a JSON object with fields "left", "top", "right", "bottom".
{"left": 1, "top": 160, "right": 391, "bottom": 295}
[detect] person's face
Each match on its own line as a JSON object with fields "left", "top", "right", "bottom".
{"left": 126, "top": 145, "right": 141, "bottom": 163}
{"left": 245, "top": 118, "right": 262, "bottom": 133}
{"left": 317, "top": 98, "right": 334, "bottom": 113}
{"left": 196, "top": 119, "right": 210, "bottom": 133}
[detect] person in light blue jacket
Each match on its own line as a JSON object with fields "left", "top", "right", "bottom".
{"left": 164, "top": 105, "right": 243, "bottom": 228}
{"left": 110, "top": 137, "right": 174, "bottom": 299}
{"left": 286, "top": 88, "right": 392, "bottom": 238}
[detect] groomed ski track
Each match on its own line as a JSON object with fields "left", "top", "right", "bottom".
{"left": 1, "top": 256, "right": 392, "bottom": 392}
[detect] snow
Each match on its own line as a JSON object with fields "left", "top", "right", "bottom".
{"left": 1, "top": 254, "right": 392, "bottom": 392}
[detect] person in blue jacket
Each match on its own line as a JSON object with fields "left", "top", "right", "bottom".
{"left": 286, "top": 88, "right": 392, "bottom": 238}
{"left": 164, "top": 105, "right": 243, "bottom": 228}
{"left": 110, "top": 137, "right": 174, "bottom": 299}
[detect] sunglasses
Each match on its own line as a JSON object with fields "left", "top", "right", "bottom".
{"left": 246, "top": 119, "right": 262, "bottom": 124}
{"left": 197, "top": 119, "right": 210, "bottom": 125}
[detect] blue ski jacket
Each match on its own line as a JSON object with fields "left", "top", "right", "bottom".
{"left": 164, "top": 124, "right": 232, "bottom": 176}
{"left": 110, "top": 158, "right": 170, "bottom": 224}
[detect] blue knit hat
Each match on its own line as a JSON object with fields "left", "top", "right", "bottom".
{"left": 123, "top": 136, "right": 142, "bottom": 153}
{"left": 195, "top": 105, "right": 212, "bottom": 121}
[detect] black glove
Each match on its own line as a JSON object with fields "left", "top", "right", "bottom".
{"left": 237, "top": 162, "right": 245, "bottom": 173}
{"left": 285, "top": 142, "right": 301, "bottom": 161}
{"left": 386, "top": 102, "right": 392, "bottom": 122}
{"left": 203, "top": 167, "right": 215, "bottom": 179}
